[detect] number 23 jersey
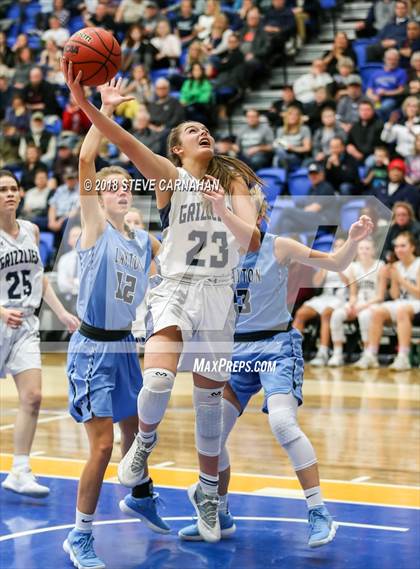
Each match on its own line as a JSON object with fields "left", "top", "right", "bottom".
{"left": 0, "top": 220, "right": 43, "bottom": 312}
{"left": 156, "top": 167, "right": 240, "bottom": 279}
{"left": 76, "top": 223, "right": 151, "bottom": 330}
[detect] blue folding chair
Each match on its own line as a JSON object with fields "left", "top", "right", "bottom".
{"left": 288, "top": 168, "right": 311, "bottom": 196}
{"left": 340, "top": 199, "right": 366, "bottom": 231}
{"left": 256, "top": 167, "right": 286, "bottom": 205}
{"left": 39, "top": 232, "right": 55, "bottom": 267}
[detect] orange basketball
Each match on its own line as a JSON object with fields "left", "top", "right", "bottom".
{"left": 63, "top": 27, "right": 121, "bottom": 87}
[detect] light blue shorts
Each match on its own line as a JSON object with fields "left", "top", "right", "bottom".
{"left": 67, "top": 331, "right": 142, "bottom": 423}
{"left": 229, "top": 328, "right": 304, "bottom": 414}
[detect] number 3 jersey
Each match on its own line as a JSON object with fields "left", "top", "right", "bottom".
{"left": 0, "top": 220, "right": 43, "bottom": 312}
{"left": 76, "top": 223, "right": 151, "bottom": 330}
{"left": 156, "top": 167, "right": 240, "bottom": 279}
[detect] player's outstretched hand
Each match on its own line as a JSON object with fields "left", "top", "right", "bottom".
{"left": 200, "top": 175, "right": 227, "bottom": 217}
{"left": 0, "top": 307, "right": 23, "bottom": 329}
{"left": 348, "top": 215, "right": 374, "bottom": 242}
{"left": 62, "top": 58, "right": 86, "bottom": 109}
{"left": 98, "top": 77, "right": 134, "bottom": 111}
{"left": 58, "top": 310, "right": 80, "bottom": 333}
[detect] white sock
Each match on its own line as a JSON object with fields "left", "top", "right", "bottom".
{"left": 218, "top": 493, "right": 228, "bottom": 513}
{"left": 367, "top": 345, "right": 378, "bottom": 355}
{"left": 138, "top": 429, "right": 157, "bottom": 445}
{"left": 304, "top": 485, "right": 323, "bottom": 509}
{"left": 75, "top": 509, "right": 94, "bottom": 533}
{"left": 12, "top": 455, "right": 30, "bottom": 471}
{"left": 398, "top": 347, "right": 409, "bottom": 356}
{"left": 318, "top": 345, "right": 329, "bottom": 356}
{"left": 333, "top": 345, "right": 343, "bottom": 356}
{"left": 199, "top": 472, "right": 219, "bottom": 496}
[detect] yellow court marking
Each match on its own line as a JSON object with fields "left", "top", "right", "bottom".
{"left": 1, "top": 453, "right": 419, "bottom": 508}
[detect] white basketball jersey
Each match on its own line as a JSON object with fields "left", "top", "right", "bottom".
{"left": 0, "top": 220, "right": 43, "bottom": 311}
{"left": 321, "top": 270, "right": 348, "bottom": 301}
{"left": 351, "top": 260, "right": 384, "bottom": 303}
{"left": 156, "top": 167, "right": 240, "bottom": 279}
{"left": 396, "top": 257, "right": 420, "bottom": 300}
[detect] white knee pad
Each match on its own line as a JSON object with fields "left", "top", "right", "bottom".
{"left": 137, "top": 368, "right": 175, "bottom": 425}
{"left": 330, "top": 307, "right": 347, "bottom": 343}
{"left": 268, "top": 395, "right": 317, "bottom": 472}
{"left": 193, "top": 385, "right": 224, "bottom": 457}
{"left": 218, "top": 399, "right": 240, "bottom": 472}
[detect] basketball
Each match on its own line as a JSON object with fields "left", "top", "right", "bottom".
{"left": 63, "top": 27, "right": 121, "bottom": 87}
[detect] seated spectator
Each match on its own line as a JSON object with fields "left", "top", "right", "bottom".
{"left": 235, "top": 108, "right": 274, "bottom": 170}
{"left": 329, "top": 239, "right": 386, "bottom": 366}
{"left": 131, "top": 108, "right": 166, "bottom": 155}
{"left": 399, "top": 21, "right": 420, "bottom": 66}
{"left": 39, "top": 39, "right": 64, "bottom": 85}
{"left": 356, "top": 0, "right": 397, "bottom": 39}
{"left": 195, "top": 0, "right": 221, "bottom": 41}
{"left": 21, "top": 170, "right": 54, "bottom": 230}
{"left": 19, "top": 144, "right": 48, "bottom": 191}
{"left": 347, "top": 100, "right": 383, "bottom": 166}
{"left": 141, "top": 2, "right": 165, "bottom": 39}
{"left": 239, "top": 7, "right": 270, "bottom": 88}
{"left": 382, "top": 201, "right": 420, "bottom": 260}
{"left": 332, "top": 57, "right": 358, "bottom": 97}
{"left": 172, "top": 0, "right": 198, "bottom": 48}
{"left": 293, "top": 238, "right": 349, "bottom": 367}
{"left": 371, "top": 158, "right": 420, "bottom": 213}
{"left": 237, "top": 0, "right": 254, "bottom": 24}
{"left": 62, "top": 94, "right": 91, "bottom": 136}
{"left": 273, "top": 105, "right": 312, "bottom": 169}
{"left": 11, "top": 33, "right": 29, "bottom": 57}
{"left": 408, "top": 50, "right": 420, "bottom": 84}
{"left": 263, "top": 0, "right": 296, "bottom": 64}
{"left": 180, "top": 63, "right": 214, "bottom": 125}
{"left": 266, "top": 84, "right": 303, "bottom": 129}
{"left": 49, "top": 0, "right": 70, "bottom": 27}
{"left": 183, "top": 40, "right": 210, "bottom": 74}
{"left": 325, "top": 136, "right": 360, "bottom": 195}
{"left": 304, "top": 85, "right": 335, "bottom": 132}
{"left": 336, "top": 76, "right": 364, "bottom": 132}
{"left": 124, "top": 208, "right": 145, "bottom": 230}
{"left": 215, "top": 134, "right": 238, "bottom": 157}
{"left": 57, "top": 225, "right": 81, "bottom": 312}
{"left": 366, "top": 49, "right": 407, "bottom": 120}
{"left": 406, "top": 133, "right": 420, "bottom": 185}
{"left": 293, "top": 59, "right": 333, "bottom": 104}
{"left": 115, "top": 0, "right": 146, "bottom": 25}
{"left": 202, "top": 14, "right": 232, "bottom": 58}
{"left": 362, "top": 144, "right": 390, "bottom": 193}
{"left": 48, "top": 166, "right": 80, "bottom": 245}
{"left": 0, "top": 31, "right": 14, "bottom": 71}
{"left": 52, "top": 139, "right": 79, "bottom": 185}
{"left": 312, "top": 106, "right": 347, "bottom": 162}
{"left": 0, "top": 123, "right": 21, "bottom": 169}
{"left": 150, "top": 19, "right": 182, "bottom": 69}
{"left": 12, "top": 47, "right": 34, "bottom": 90}
{"left": 119, "top": 65, "right": 154, "bottom": 121}
{"left": 147, "top": 78, "right": 186, "bottom": 128}
{"left": 0, "top": 75, "right": 12, "bottom": 121}
{"left": 5, "top": 94, "right": 31, "bottom": 134}
{"left": 272, "top": 161, "right": 337, "bottom": 234}
{"left": 212, "top": 33, "right": 246, "bottom": 114}
{"left": 121, "top": 24, "right": 157, "bottom": 72}
{"left": 354, "top": 232, "right": 420, "bottom": 371}
{"left": 366, "top": 0, "right": 410, "bottom": 62}
{"left": 22, "top": 67, "right": 61, "bottom": 117}
{"left": 83, "top": 1, "right": 116, "bottom": 30}
{"left": 19, "top": 112, "right": 57, "bottom": 168}
{"left": 322, "top": 31, "right": 357, "bottom": 75}
{"left": 41, "top": 15, "right": 70, "bottom": 48}
{"left": 381, "top": 96, "right": 420, "bottom": 157}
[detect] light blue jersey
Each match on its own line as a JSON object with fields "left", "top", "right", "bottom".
{"left": 76, "top": 223, "right": 151, "bottom": 329}
{"left": 233, "top": 233, "right": 291, "bottom": 333}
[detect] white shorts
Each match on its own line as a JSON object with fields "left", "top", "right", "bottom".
{"left": 0, "top": 315, "right": 41, "bottom": 378}
{"left": 380, "top": 299, "right": 420, "bottom": 323}
{"left": 145, "top": 274, "right": 235, "bottom": 382}
{"left": 304, "top": 295, "right": 345, "bottom": 315}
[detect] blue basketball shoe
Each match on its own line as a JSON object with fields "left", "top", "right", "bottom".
{"left": 308, "top": 505, "right": 338, "bottom": 548}
{"left": 63, "top": 529, "right": 105, "bottom": 569}
{"left": 178, "top": 511, "right": 236, "bottom": 541}
{"left": 119, "top": 493, "right": 171, "bottom": 534}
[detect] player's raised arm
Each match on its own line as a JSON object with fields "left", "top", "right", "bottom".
{"left": 275, "top": 216, "right": 374, "bottom": 271}
{"left": 62, "top": 60, "right": 178, "bottom": 208}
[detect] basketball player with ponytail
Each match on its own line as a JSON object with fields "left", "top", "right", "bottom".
{"left": 63, "top": 59, "right": 260, "bottom": 543}
{"left": 63, "top": 79, "right": 166, "bottom": 569}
